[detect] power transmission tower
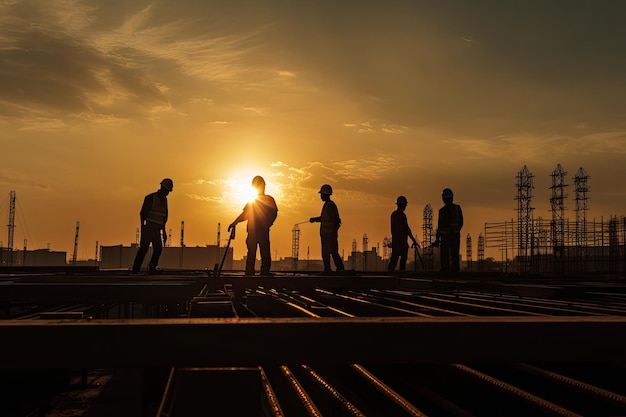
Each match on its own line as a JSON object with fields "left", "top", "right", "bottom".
{"left": 515, "top": 165, "right": 534, "bottom": 272}
{"left": 574, "top": 167, "right": 590, "bottom": 247}
{"left": 550, "top": 164, "right": 568, "bottom": 256}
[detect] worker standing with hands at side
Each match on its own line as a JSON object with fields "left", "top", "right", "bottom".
{"left": 388, "top": 195, "right": 418, "bottom": 272}
{"left": 435, "top": 188, "right": 463, "bottom": 273}
{"left": 131, "top": 178, "right": 173, "bottom": 274}
{"left": 310, "top": 184, "right": 345, "bottom": 275}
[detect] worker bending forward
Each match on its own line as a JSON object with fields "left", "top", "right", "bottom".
{"left": 132, "top": 178, "right": 173, "bottom": 274}
{"left": 310, "top": 184, "right": 345, "bottom": 275}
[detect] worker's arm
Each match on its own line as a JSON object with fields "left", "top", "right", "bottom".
{"left": 229, "top": 205, "right": 248, "bottom": 231}
{"left": 139, "top": 195, "right": 151, "bottom": 225}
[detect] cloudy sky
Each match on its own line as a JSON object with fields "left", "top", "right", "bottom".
{"left": 1, "top": 0, "right": 626, "bottom": 262}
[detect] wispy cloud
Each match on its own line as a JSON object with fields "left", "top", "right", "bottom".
{"left": 344, "top": 121, "right": 408, "bottom": 135}
{"left": 0, "top": 170, "right": 50, "bottom": 190}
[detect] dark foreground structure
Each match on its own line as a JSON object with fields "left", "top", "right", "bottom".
{"left": 2, "top": 268, "right": 626, "bottom": 416}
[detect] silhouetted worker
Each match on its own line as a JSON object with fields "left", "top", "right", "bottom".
{"left": 228, "top": 176, "right": 278, "bottom": 276}
{"left": 131, "top": 178, "right": 173, "bottom": 274}
{"left": 388, "top": 196, "right": 418, "bottom": 272}
{"left": 435, "top": 188, "right": 463, "bottom": 273}
{"left": 310, "top": 184, "right": 345, "bottom": 275}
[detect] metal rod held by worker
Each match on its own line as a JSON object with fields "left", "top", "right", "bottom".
{"left": 216, "top": 226, "right": 236, "bottom": 277}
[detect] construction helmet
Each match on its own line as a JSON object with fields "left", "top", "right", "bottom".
{"left": 396, "top": 196, "right": 408, "bottom": 205}
{"left": 160, "top": 178, "right": 174, "bottom": 191}
{"left": 251, "top": 176, "right": 266, "bottom": 188}
{"left": 442, "top": 188, "right": 454, "bottom": 198}
{"left": 319, "top": 184, "right": 333, "bottom": 195}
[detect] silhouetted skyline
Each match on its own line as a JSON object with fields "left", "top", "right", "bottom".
{"left": 1, "top": 2, "right": 626, "bottom": 260}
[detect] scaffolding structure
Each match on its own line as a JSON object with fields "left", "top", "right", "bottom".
{"left": 484, "top": 216, "right": 626, "bottom": 275}
{"left": 483, "top": 165, "right": 626, "bottom": 275}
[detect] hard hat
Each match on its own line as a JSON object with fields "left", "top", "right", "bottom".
{"left": 442, "top": 188, "right": 454, "bottom": 198}
{"left": 396, "top": 196, "right": 408, "bottom": 205}
{"left": 252, "top": 176, "right": 266, "bottom": 188}
{"left": 160, "top": 178, "right": 174, "bottom": 191}
{"left": 318, "top": 184, "right": 333, "bottom": 195}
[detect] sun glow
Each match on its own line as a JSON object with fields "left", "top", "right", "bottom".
{"left": 239, "top": 183, "right": 259, "bottom": 203}
{"left": 226, "top": 177, "right": 259, "bottom": 204}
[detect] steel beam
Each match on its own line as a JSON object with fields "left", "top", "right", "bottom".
{"left": 1, "top": 316, "right": 626, "bottom": 368}
{"left": 0, "top": 281, "right": 203, "bottom": 303}
{"left": 208, "top": 275, "right": 401, "bottom": 295}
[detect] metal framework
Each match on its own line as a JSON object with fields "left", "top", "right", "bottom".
{"left": 465, "top": 233, "right": 472, "bottom": 272}
{"left": 574, "top": 167, "right": 590, "bottom": 247}
{"left": 515, "top": 166, "right": 534, "bottom": 271}
{"left": 6, "top": 191, "right": 16, "bottom": 266}
{"left": 550, "top": 164, "right": 567, "bottom": 253}
{"left": 422, "top": 204, "right": 434, "bottom": 270}
{"left": 291, "top": 224, "right": 300, "bottom": 271}
{"left": 484, "top": 216, "right": 626, "bottom": 275}
{"left": 477, "top": 233, "right": 485, "bottom": 270}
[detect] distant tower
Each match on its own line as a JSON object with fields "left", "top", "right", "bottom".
{"left": 515, "top": 166, "right": 534, "bottom": 265}
{"left": 179, "top": 221, "right": 185, "bottom": 269}
{"left": 216, "top": 223, "right": 221, "bottom": 264}
{"left": 292, "top": 224, "right": 301, "bottom": 271}
{"left": 351, "top": 239, "right": 357, "bottom": 270}
{"left": 465, "top": 233, "right": 472, "bottom": 272}
{"left": 95, "top": 240, "right": 99, "bottom": 266}
{"left": 477, "top": 233, "right": 485, "bottom": 271}
{"left": 135, "top": 227, "right": 140, "bottom": 245}
{"left": 422, "top": 204, "right": 433, "bottom": 247}
{"left": 382, "top": 237, "right": 391, "bottom": 260}
{"left": 422, "top": 204, "right": 434, "bottom": 271}
{"left": 574, "top": 167, "right": 590, "bottom": 247}
{"left": 362, "top": 234, "right": 369, "bottom": 271}
{"left": 7, "top": 191, "right": 16, "bottom": 265}
{"left": 72, "top": 221, "right": 80, "bottom": 264}
{"left": 550, "top": 164, "right": 568, "bottom": 253}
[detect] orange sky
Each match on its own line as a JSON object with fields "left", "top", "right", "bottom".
{"left": 1, "top": 1, "right": 626, "bottom": 262}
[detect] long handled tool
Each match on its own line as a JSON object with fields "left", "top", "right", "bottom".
{"left": 213, "top": 226, "right": 236, "bottom": 277}
{"left": 413, "top": 241, "right": 425, "bottom": 271}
